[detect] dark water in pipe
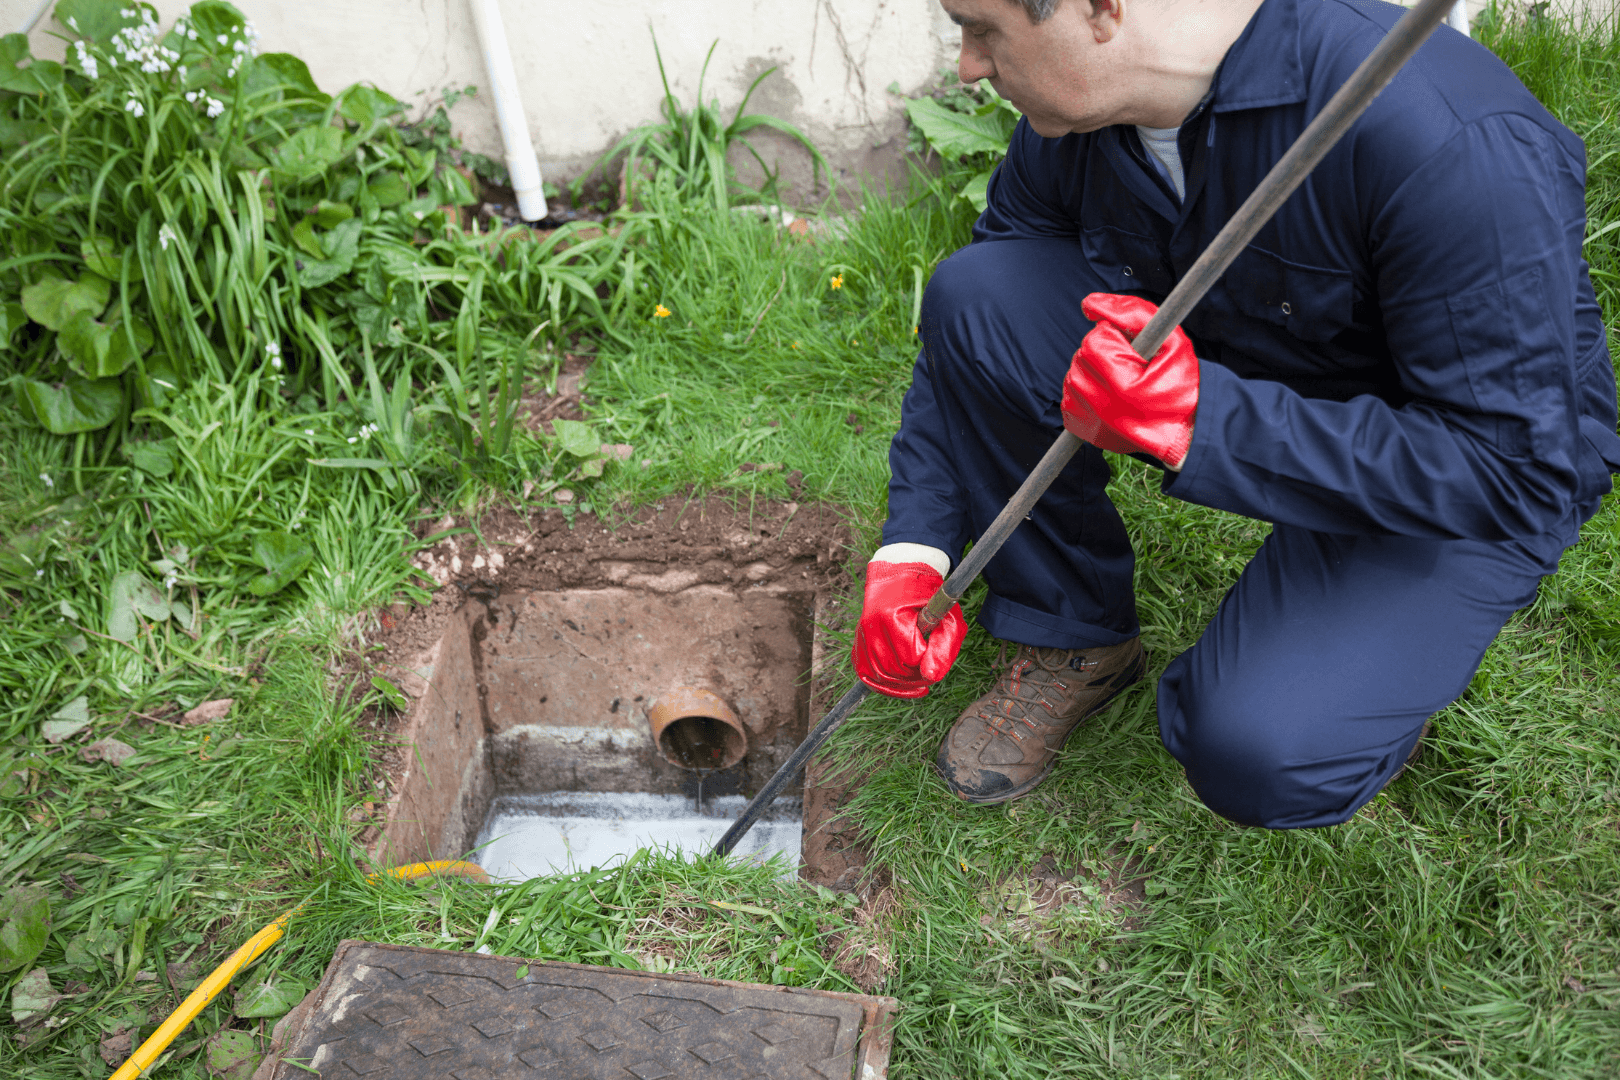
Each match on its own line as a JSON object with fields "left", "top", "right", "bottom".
{"left": 660, "top": 715, "right": 738, "bottom": 770}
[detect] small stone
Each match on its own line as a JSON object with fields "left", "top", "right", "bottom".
{"left": 181, "top": 698, "right": 234, "bottom": 725}
{"left": 99, "top": 1027, "right": 133, "bottom": 1068}
{"left": 80, "top": 738, "right": 135, "bottom": 767}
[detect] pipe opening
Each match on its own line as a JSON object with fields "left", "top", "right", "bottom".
{"left": 648, "top": 686, "right": 748, "bottom": 771}
{"left": 660, "top": 715, "right": 746, "bottom": 770}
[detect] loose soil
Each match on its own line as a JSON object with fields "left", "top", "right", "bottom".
{"left": 517, "top": 351, "right": 591, "bottom": 435}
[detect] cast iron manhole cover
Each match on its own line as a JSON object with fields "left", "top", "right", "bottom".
{"left": 262, "top": 940, "right": 899, "bottom": 1079}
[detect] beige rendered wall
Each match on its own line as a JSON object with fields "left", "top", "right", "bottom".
{"left": 10, "top": 0, "right": 960, "bottom": 202}
{"left": 6, "top": 2, "right": 1612, "bottom": 201}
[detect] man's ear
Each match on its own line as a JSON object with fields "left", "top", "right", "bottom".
{"left": 1088, "top": 0, "right": 1125, "bottom": 43}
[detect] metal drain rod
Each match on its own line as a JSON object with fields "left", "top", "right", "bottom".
{"left": 711, "top": 0, "right": 1456, "bottom": 860}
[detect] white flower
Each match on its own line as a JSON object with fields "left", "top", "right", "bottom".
{"left": 347, "top": 436, "right": 359, "bottom": 444}
{"left": 217, "top": 34, "right": 228, "bottom": 45}
{"left": 188, "top": 29, "right": 198, "bottom": 40}
{"left": 206, "top": 97, "right": 224, "bottom": 118}
{"left": 125, "top": 96, "right": 145, "bottom": 118}
{"left": 35, "top": 569, "right": 43, "bottom": 578}
{"left": 158, "top": 223, "right": 179, "bottom": 250}
{"left": 39, "top": 473, "right": 52, "bottom": 488}
{"left": 266, "top": 342, "right": 282, "bottom": 369}
{"left": 162, "top": 572, "right": 178, "bottom": 590}
{"left": 73, "top": 41, "right": 100, "bottom": 81}
{"left": 185, "top": 90, "right": 199, "bottom": 103}
{"left": 304, "top": 429, "right": 315, "bottom": 437}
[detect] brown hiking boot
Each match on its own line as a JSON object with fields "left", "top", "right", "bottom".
{"left": 935, "top": 638, "right": 1146, "bottom": 804}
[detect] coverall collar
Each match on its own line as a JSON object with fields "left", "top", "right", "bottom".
{"left": 1210, "top": 0, "right": 1306, "bottom": 114}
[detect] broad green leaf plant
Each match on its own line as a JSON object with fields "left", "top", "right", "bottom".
{"left": 0, "top": 0, "right": 636, "bottom": 488}
{"left": 904, "top": 78, "right": 1022, "bottom": 212}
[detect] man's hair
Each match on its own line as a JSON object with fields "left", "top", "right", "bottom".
{"left": 1011, "top": 0, "right": 1062, "bottom": 21}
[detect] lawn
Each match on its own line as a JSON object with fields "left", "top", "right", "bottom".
{"left": 1, "top": 4, "right": 1618, "bottom": 1079}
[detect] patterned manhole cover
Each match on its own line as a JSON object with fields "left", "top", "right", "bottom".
{"left": 261, "top": 940, "right": 899, "bottom": 1079}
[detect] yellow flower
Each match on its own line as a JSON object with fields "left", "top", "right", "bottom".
{"left": 829, "top": 274, "right": 844, "bottom": 290}
{"left": 654, "top": 304, "right": 671, "bottom": 318}
{"left": 790, "top": 340, "right": 801, "bottom": 349}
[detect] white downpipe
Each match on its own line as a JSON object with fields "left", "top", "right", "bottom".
{"left": 18, "top": 0, "right": 55, "bottom": 35}
{"left": 1445, "top": 0, "right": 1469, "bottom": 35}
{"left": 469, "top": 0, "right": 547, "bottom": 221}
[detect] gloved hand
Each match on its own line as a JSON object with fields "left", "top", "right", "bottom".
{"left": 1062, "top": 293, "right": 1199, "bottom": 469}
{"left": 852, "top": 560, "right": 967, "bottom": 698}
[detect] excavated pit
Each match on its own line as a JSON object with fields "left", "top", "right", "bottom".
{"left": 366, "top": 498, "right": 869, "bottom": 886}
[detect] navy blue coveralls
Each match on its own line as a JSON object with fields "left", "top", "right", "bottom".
{"left": 883, "top": 0, "right": 1620, "bottom": 828}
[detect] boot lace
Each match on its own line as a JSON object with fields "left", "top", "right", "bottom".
{"left": 979, "top": 648, "right": 1072, "bottom": 741}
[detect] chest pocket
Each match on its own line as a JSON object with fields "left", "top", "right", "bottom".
{"left": 1081, "top": 225, "right": 1174, "bottom": 298}
{"left": 1223, "top": 245, "right": 1355, "bottom": 343}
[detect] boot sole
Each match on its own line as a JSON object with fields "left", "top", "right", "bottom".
{"left": 939, "top": 654, "right": 1147, "bottom": 806}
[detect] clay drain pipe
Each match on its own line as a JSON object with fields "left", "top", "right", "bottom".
{"left": 647, "top": 686, "right": 748, "bottom": 770}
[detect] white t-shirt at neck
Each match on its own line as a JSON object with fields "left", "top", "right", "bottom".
{"left": 1135, "top": 125, "right": 1185, "bottom": 202}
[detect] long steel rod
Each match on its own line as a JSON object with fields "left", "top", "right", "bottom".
{"left": 713, "top": 0, "right": 1455, "bottom": 859}
{"left": 711, "top": 682, "right": 871, "bottom": 857}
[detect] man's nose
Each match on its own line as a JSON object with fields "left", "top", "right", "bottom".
{"left": 958, "top": 42, "right": 993, "bottom": 84}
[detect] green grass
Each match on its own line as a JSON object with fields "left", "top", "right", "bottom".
{"left": 2, "top": 6, "right": 1619, "bottom": 1079}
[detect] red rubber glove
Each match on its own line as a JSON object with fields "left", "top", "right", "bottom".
{"left": 852, "top": 561, "right": 967, "bottom": 699}
{"left": 1062, "top": 293, "right": 1200, "bottom": 469}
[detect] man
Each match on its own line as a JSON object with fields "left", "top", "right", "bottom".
{"left": 853, "top": 0, "right": 1620, "bottom": 828}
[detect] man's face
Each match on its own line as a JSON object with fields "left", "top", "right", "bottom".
{"left": 941, "top": 0, "right": 1124, "bottom": 137}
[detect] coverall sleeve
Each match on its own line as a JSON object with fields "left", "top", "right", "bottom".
{"left": 973, "top": 120, "right": 1086, "bottom": 243}
{"left": 881, "top": 120, "right": 1082, "bottom": 557}
{"left": 1168, "top": 113, "right": 1607, "bottom": 540}
{"left": 879, "top": 351, "right": 974, "bottom": 562}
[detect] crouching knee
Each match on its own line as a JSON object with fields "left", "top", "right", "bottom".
{"left": 1158, "top": 668, "right": 1371, "bottom": 830}
{"left": 917, "top": 245, "right": 999, "bottom": 362}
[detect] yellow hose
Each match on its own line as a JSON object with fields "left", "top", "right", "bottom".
{"left": 109, "top": 859, "right": 488, "bottom": 1080}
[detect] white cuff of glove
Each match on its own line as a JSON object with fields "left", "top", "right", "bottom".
{"left": 869, "top": 543, "right": 952, "bottom": 578}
